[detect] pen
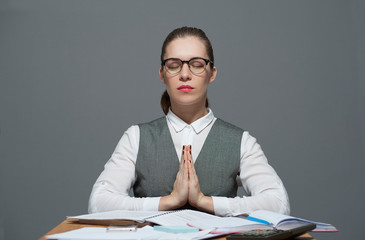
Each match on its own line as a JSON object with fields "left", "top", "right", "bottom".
{"left": 246, "top": 216, "right": 271, "bottom": 225}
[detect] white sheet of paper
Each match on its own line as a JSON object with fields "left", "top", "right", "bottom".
{"left": 68, "top": 210, "right": 162, "bottom": 221}
{"left": 46, "top": 226, "right": 220, "bottom": 240}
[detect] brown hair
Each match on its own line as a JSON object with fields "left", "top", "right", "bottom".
{"left": 160, "top": 26, "right": 214, "bottom": 115}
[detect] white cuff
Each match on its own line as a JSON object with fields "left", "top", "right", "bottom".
{"left": 212, "top": 196, "right": 231, "bottom": 217}
{"left": 142, "top": 197, "right": 161, "bottom": 211}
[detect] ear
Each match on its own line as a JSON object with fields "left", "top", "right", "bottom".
{"left": 159, "top": 67, "right": 166, "bottom": 84}
{"left": 208, "top": 66, "right": 217, "bottom": 84}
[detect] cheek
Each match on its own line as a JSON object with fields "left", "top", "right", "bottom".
{"left": 164, "top": 75, "right": 178, "bottom": 86}
{"left": 163, "top": 77, "right": 171, "bottom": 86}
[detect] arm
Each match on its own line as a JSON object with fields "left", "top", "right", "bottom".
{"left": 88, "top": 125, "right": 160, "bottom": 213}
{"left": 212, "top": 131, "right": 290, "bottom": 217}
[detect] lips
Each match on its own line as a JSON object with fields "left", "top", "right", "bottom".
{"left": 178, "top": 85, "right": 194, "bottom": 92}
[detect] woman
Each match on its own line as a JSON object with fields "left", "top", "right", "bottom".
{"left": 88, "top": 27, "right": 290, "bottom": 217}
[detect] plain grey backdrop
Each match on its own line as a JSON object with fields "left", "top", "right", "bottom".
{"left": 1, "top": 0, "right": 364, "bottom": 239}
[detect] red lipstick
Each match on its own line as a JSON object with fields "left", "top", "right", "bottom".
{"left": 178, "top": 85, "right": 194, "bottom": 92}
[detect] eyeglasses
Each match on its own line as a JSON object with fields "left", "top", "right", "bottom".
{"left": 161, "top": 57, "right": 214, "bottom": 75}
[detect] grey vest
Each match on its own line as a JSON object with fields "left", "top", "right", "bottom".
{"left": 134, "top": 117, "right": 243, "bottom": 199}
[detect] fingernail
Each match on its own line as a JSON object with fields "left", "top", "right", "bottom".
{"left": 183, "top": 145, "right": 185, "bottom": 150}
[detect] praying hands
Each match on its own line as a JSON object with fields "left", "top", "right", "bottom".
{"left": 159, "top": 145, "right": 214, "bottom": 213}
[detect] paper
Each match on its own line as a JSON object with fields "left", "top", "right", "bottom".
{"left": 154, "top": 225, "right": 199, "bottom": 233}
{"left": 68, "top": 210, "right": 163, "bottom": 222}
{"left": 149, "top": 210, "right": 221, "bottom": 226}
{"left": 188, "top": 216, "right": 272, "bottom": 233}
{"left": 46, "top": 226, "right": 162, "bottom": 240}
{"left": 68, "top": 209, "right": 221, "bottom": 226}
{"left": 46, "top": 226, "right": 221, "bottom": 240}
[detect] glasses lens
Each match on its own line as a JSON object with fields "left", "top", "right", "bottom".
{"left": 165, "top": 59, "right": 182, "bottom": 74}
{"left": 189, "top": 59, "right": 206, "bottom": 74}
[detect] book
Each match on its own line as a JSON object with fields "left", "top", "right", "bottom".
{"left": 248, "top": 210, "right": 338, "bottom": 232}
{"left": 188, "top": 210, "right": 337, "bottom": 233}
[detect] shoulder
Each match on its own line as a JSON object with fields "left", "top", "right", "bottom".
{"left": 138, "top": 116, "right": 166, "bottom": 127}
{"left": 124, "top": 124, "right": 140, "bottom": 136}
{"left": 138, "top": 117, "right": 167, "bottom": 134}
{"left": 214, "top": 118, "right": 245, "bottom": 133}
{"left": 121, "top": 117, "right": 167, "bottom": 138}
{"left": 116, "top": 124, "right": 140, "bottom": 147}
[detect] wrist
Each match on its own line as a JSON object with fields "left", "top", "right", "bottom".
{"left": 192, "top": 195, "right": 214, "bottom": 214}
{"left": 159, "top": 194, "right": 186, "bottom": 211}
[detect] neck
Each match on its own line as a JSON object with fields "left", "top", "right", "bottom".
{"left": 170, "top": 102, "right": 208, "bottom": 124}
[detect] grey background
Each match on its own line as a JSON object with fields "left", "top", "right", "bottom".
{"left": 0, "top": 0, "right": 364, "bottom": 239}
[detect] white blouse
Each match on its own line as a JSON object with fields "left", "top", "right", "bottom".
{"left": 88, "top": 109, "right": 290, "bottom": 216}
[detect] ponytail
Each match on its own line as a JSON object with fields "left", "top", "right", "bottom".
{"left": 160, "top": 90, "right": 209, "bottom": 115}
{"left": 160, "top": 90, "right": 171, "bottom": 115}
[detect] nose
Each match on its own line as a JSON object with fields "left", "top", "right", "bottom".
{"left": 179, "top": 62, "right": 192, "bottom": 81}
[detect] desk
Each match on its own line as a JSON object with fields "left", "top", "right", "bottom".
{"left": 39, "top": 219, "right": 315, "bottom": 240}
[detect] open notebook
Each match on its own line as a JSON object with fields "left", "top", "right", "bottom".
{"left": 69, "top": 209, "right": 276, "bottom": 232}
{"left": 188, "top": 210, "right": 337, "bottom": 233}
{"left": 69, "top": 210, "right": 223, "bottom": 227}
{"left": 247, "top": 210, "right": 337, "bottom": 232}
{"left": 69, "top": 209, "right": 337, "bottom": 233}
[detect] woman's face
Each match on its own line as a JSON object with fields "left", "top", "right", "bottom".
{"left": 159, "top": 36, "right": 217, "bottom": 109}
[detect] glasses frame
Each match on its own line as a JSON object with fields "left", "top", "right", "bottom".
{"left": 161, "top": 57, "right": 214, "bottom": 75}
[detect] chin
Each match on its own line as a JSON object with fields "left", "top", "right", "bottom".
{"left": 171, "top": 92, "right": 207, "bottom": 106}
{"left": 176, "top": 99, "right": 205, "bottom": 107}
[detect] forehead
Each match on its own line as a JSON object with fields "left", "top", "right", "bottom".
{"left": 164, "top": 36, "right": 208, "bottom": 60}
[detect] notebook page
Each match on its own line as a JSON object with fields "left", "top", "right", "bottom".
{"left": 148, "top": 209, "right": 221, "bottom": 226}
{"left": 188, "top": 216, "right": 272, "bottom": 233}
{"left": 68, "top": 210, "right": 165, "bottom": 222}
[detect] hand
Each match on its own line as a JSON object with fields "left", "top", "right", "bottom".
{"left": 171, "top": 146, "right": 190, "bottom": 206}
{"left": 159, "top": 145, "right": 214, "bottom": 213}
{"left": 159, "top": 145, "right": 189, "bottom": 210}
{"left": 186, "top": 145, "right": 214, "bottom": 213}
{"left": 187, "top": 145, "right": 203, "bottom": 207}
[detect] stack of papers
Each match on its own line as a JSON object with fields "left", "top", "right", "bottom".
{"left": 46, "top": 226, "right": 220, "bottom": 240}
{"left": 47, "top": 209, "right": 337, "bottom": 240}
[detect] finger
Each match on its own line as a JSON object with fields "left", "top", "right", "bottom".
{"left": 188, "top": 145, "right": 192, "bottom": 164}
{"left": 179, "top": 145, "right": 189, "bottom": 180}
{"left": 183, "top": 146, "right": 189, "bottom": 172}
{"left": 188, "top": 149, "right": 198, "bottom": 181}
{"left": 186, "top": 145, "right": 194, "bottom": 171}
{"left": 179, "top": 145, "right": 186, "bottom": 171}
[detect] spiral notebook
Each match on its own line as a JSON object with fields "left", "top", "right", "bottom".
{"left": 68, "top": 209, "right": 222, "bottom": 227}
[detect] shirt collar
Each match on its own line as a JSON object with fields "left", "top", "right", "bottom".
{"left": 166, "top": 108, "right": 215, "bottom": 134}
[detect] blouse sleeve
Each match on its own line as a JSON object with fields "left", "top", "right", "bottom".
{"left": 212, "top": 131, "right": 290, "bottom": 217}
{"left": 88, "top": 125, "right": 160, "bottom": 213}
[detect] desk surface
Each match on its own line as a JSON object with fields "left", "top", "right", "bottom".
{"left": 39, "top": 219, "right": 315, "bottom": 240}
